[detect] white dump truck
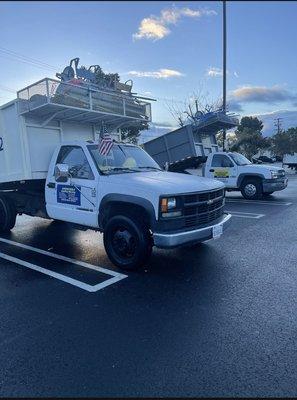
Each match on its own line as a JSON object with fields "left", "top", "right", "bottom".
{"left": 0, "top": 64, "right": 231, "bottom": 270}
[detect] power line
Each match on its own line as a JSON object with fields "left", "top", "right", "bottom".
{"left": 0, "top": 52, "right": 57, "bottom": 72}
{"left": 0, "top": 47, "right": 59, "bottom": 71}
{"left": 0, "top": 84, "right": 16, "bottom": 94}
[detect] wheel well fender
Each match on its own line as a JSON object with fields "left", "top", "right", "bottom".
{"left": 237, "top": 173, "right": 265, "bottom": 188}
{"left": 99, "top": 194, "right": 157, "bottom": 230}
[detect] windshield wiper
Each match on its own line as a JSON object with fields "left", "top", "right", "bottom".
{"left": 135, "top": 166, "right": 162, "bottom": 171}
{"left": 104, "top": 167, "right": 139, "bottom": 173}
{"left": 101, "top": 166, "right": 162, "bottom": 174}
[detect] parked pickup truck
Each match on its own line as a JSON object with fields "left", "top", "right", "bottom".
{"left": 142, "top": 119, "right": 287, "bottom": 200}
{"left": 0, "top": 141, "right": 231, "bottom": 270}
{"left": 186, "top": 151, "right": 288, "bottom": 200}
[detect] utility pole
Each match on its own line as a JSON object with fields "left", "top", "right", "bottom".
{"left": 222, "top": 0, "right": 227, "bottom": 151}
{"left": 274, "top": 117, "right": 283, "bottom": 134}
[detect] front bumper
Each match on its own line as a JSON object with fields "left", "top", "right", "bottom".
{"left": 153, "top": 213, "right": 232, "bottom": 249}
{"left": 263, "top": 178, "right": 288, "bottom": 193}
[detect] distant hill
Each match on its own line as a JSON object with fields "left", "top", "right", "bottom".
{"left": 139, "top": 123, "right": 177, "bottom": 144}
{"left": 253, "top": 110, "right": 297, "bottom": 137}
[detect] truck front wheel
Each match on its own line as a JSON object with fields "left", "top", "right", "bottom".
{"left": 0, "top": 196, "right": 17, "bottom": 232}
{"left": 103, "top": 215, "right": 152, "bottom": 271}
{"left": 240, "top": 179, "right": 263, "bottom": 200}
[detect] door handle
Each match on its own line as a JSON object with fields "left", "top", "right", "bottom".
{"left": 47, "top": 182, "right": 55, "bottom": 189}
{"left": 209, "top": 169, "right": 214, "bottom": 172}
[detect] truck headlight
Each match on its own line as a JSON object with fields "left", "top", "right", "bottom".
{"left": 160, "top": 197, "right": 182, "bottom": 217}
{"left": 161, "top": 197, "right": 176, "bottom": 212}
{"left": 271, "top": 170, "right": 278, "bottom": 179}
{"left": 167, "top": 197, "right": 176, "bottom": 210}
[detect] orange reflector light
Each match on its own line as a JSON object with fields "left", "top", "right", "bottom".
{"left": 161, "top": 198, "right": 168, "bottom": 212}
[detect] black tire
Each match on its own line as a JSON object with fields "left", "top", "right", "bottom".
{"left": 103, "top": 215, "right": 152, "bottom": 271}
{"left": 240, "top": 178, "right": 263, "bottom": 200}
{"left": 0, "top": 196, "right": 17, "bottom": 232}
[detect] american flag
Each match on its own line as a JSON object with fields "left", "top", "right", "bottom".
{"left": 99, "top": 134, "right": 113, "bottom": 156}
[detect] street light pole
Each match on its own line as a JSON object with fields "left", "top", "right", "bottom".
{"left": 222, "top": 0, "right": 227, "bottom": 151}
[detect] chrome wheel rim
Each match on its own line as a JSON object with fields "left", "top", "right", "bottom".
{"left": 244, "top": 183, "right": 257, "bottom": 197}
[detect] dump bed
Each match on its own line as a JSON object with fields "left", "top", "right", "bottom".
{"left": 143, "top": 124, "right": 219, "bottom": 168}
{"left": 0, "top": 77, "right": 152, "bottom": 187}
{"left": 0, "top": 100, "right": 100, "bottom": 185}
{"left": 144, "top": 112, "right": 238, "bottom": 168}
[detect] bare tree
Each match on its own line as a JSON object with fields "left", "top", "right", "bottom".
{"left": 164, "top": 99, "right": 186, "bottom": 127}
{"left": 165, "top": 84, "right": 223, "bottom": 127}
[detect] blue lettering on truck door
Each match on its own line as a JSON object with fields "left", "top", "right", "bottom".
{"left": 57, "top": 185, "right": 81, "bottom": 205}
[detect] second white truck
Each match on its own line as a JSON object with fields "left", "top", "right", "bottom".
{"left": 143, "top": 121, "right": 287, "bottom": 200}
{"left": 188, "top": 151, "right": 288, "bottom": 200}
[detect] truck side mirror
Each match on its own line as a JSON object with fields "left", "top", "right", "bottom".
{"left": 54, "top": 163, "right": 70, "bottom": 182}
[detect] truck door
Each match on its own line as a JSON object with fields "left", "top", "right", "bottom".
{"left": 207, "top": 154, "right": 237, "bottom": 188}
{"left": 46, "top": 145, "right": 99, "bottom": 227}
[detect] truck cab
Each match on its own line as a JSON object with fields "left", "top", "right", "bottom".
{"left": 203, "top": 152, "right": 288, "bottom": 199}
{"left": 42, "top": 141, "right": 231, "bottom": 270}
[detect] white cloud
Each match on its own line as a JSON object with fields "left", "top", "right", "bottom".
{"left": 231, "top": 85, "right": 295, "bottom": 103}
{"left": 206, "top": 67, "right": 223, "bottom": 77}
{"left": 133, "top": 18, "right": 170, "bottom": 41}
{"left": 133, "top": 6, "right": 217, "bottom": 41}
{"left": 206, "top": 67, "right": 239, "bottom": 78}
{"left": 128, "top": 69, "right": 184, "bottom": 79}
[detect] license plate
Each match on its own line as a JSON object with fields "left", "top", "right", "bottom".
{"left": 213, "top": 224, "right": 223, "bottom": 239}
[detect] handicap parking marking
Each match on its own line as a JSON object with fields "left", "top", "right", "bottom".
{"left": 226, "top": 211, "right": 265, "bottom": 219}
{"left": 226, "top": 199, "right": 292, "bottom": 206}
{"left": 0, "top": 237, "right": 127, "bottom": 293}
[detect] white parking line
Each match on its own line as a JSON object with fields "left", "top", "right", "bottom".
{"left": 0, "top": 237, "right": 127, "bottom": 292}
{"left": 226, "top": 199, "right": 292, "bottom": 206}
{"left": 226, "top": 211, "right": 265, "bottom": 219}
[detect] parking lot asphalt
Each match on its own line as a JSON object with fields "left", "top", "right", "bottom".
{"left": 0, "top": 176, "right": 297, "bottom": 397}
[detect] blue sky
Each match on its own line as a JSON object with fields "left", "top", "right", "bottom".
{"left": 1, "top": 0, "right": 297, "bottom": 128}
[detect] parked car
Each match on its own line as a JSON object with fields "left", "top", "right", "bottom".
{"left": 252, "top": 155, "right": 275, "bottom": 164}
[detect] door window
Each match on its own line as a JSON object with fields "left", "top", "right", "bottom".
{"left": 56, "top": 146, "right": 94, "bottom": 180}
{"left": 211, "top": 154, "right": 234, "bottom": 168}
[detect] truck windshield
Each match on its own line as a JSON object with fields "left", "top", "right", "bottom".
{"left": 87, "top": 144, "right": 162, "bottom": 174}
{"left": 229, "top": 152, "right": 251, "bottom": 166}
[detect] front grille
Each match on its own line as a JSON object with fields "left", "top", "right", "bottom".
{"left": 183, "top": 189, "right": 224, "bottom": 228}
{"left": 184, "top": 189, "right": 224, "bottom": 204}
